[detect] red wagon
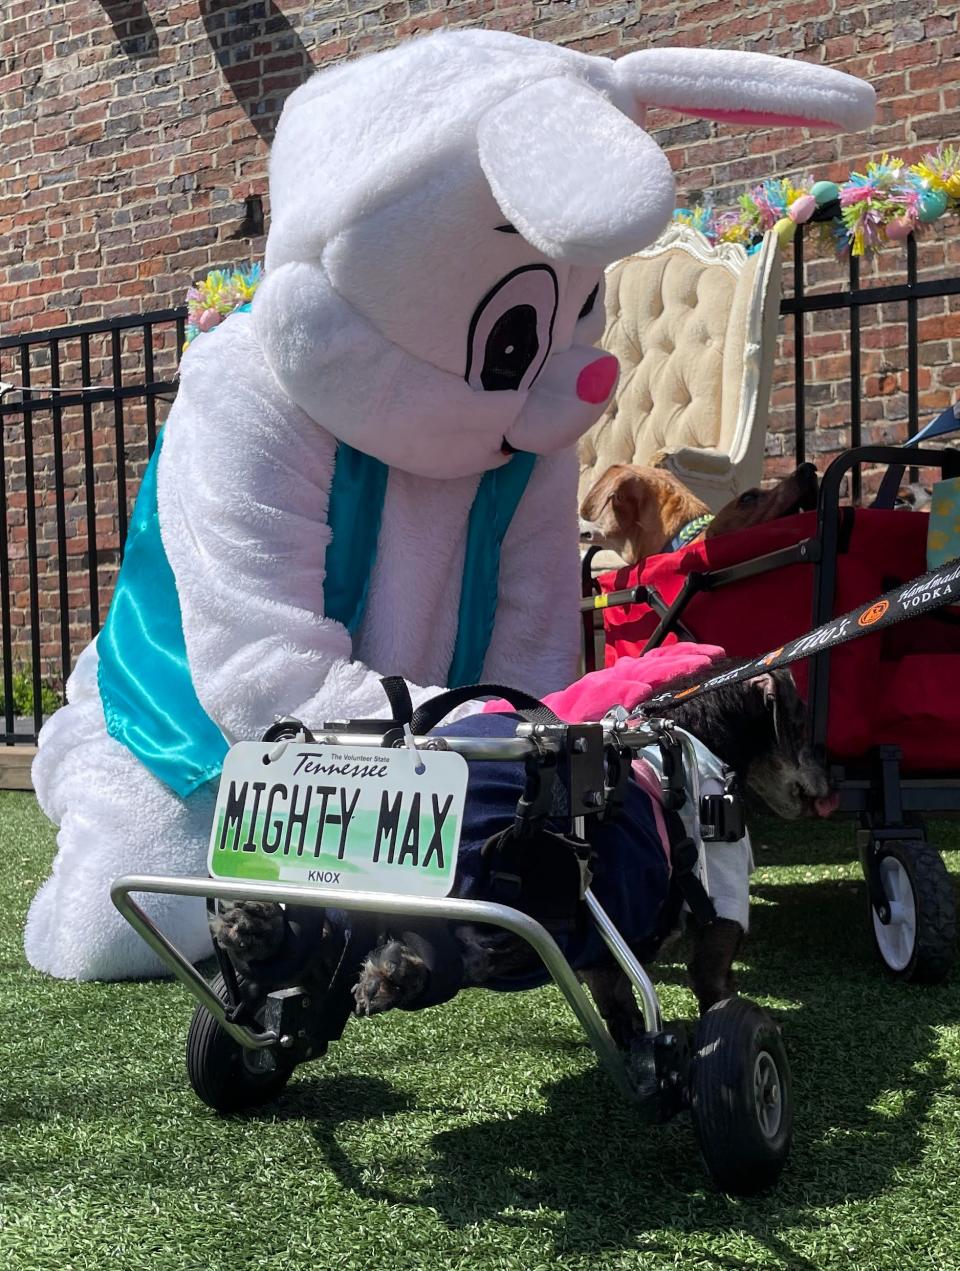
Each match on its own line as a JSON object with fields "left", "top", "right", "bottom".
{"left": 583, "top": 444, "right": 960, "bottom": 983}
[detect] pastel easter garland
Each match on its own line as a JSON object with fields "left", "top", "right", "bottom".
{"left": 673, "top": 145, "right": 960, "bottom": 258}
{"left": 182, "top": 263, "right": 262, "bottom": 349}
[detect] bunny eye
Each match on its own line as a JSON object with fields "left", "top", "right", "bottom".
{"left": 578, "top": 284, "right": 599, "bottom": 321}
{"left": 477, "top": 306, "right": 540, "bottom": 391}
{"left": 465, "top": 265, "right": 558, "bottom": 393}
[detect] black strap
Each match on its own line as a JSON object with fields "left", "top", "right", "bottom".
{"left": 664, "top": 808, "right": 717, "bottom": 929}
{"left": 409, "top": 682, "right": 562, "bottom": 734}
{"left": 308, "top": 913, "right": 381, "bottom": 1045}
{"left": 379, "top": 676, "right": 414, "bottom": 726}
{"left": 873, "top": 464, "right": 906, "bottom": 510}
{"left": 481, "top": 824, "right": 587, "bottom": 930}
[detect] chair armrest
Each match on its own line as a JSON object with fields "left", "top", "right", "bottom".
{"left": 665, "top": 447, "right": 734, "bottom": 479}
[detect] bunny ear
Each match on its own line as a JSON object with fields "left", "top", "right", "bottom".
{"left": 477, "top": 76, "right": 676, "bottom": 267}
{"left": 615, "top": 48, "right": 876, "bottom": 132}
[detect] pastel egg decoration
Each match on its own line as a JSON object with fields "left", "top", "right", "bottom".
{"left": 886, "top": 216, "right": 915, "bottom": 242}
{"left": 918, "top": 188, "right": 948, "bottom": 223}
{"left": 788, "top": 193, "right": 817, "bottom": 224}
{"left": 811, "top": 180, "right": 840, "bottom": 207}
{"left": 774, "top": 216, "right": 797, "bottom": 248}
{"left": 197, "top": 308, "right": 222, "bottom": 332}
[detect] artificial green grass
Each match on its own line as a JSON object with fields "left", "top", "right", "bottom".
{"left": 3, "top": 793, "right": 960, "bottom": 1270}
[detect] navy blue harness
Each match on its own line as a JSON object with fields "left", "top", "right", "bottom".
{"left": 437, "top": 712, "right": 671, "bottom": 991}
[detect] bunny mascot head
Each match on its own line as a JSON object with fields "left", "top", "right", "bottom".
{"left": 255, "top": 30, "right": 873, "bottom": 477}
{"left": 25, "top": 29, "right": 873, "bottom": 981}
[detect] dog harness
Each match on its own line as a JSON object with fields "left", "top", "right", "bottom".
{"left": 428, "top": 712, "right": 673, "bottom": 992}
{"left": 635, "top": 733, "right": 753, "bottom": 933}
{"left": 96, "top": 429, "right": 535, "bottom": 797}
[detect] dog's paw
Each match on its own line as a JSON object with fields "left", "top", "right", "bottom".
{"left": 212, "top": 900, "right": 286, "bottom": 964}
{"left": 352, "top": 939, "right": 429, "bottom": 1017}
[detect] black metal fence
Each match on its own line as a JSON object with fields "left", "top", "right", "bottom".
{"left": 2, "top": 223, "right": 959, "bottom": 746}
{"left": 0, "top": 307, "right": 186, "bottom": 743}
{"left": 783, "top": 227, "right": 960, "bottom": 500}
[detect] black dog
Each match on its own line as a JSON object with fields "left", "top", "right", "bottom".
{"left": 658, "top": 660, "right": 836, "bottom": 823}
{"left": 215, "top": 664, "right": 833, "bottom": 1046}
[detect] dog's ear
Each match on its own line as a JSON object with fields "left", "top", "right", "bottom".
{"left": 611, "top": 468, "right": 700, "bottom": 564}
{"left": 580, "top": 465, "right": 629, "bottom": 523}
{"left": 609, "top": 471, "right": 657, "bottom": 544}
{"left": 581, "top": 467, "right": 645, "bottom": 526}
{"left": 748, "top": 672, "right": 776, "bottom": 695}
{"left": 747, "top": 672, "right": 781, "bottom": 741}
{"left": 748, "top": 669, "right": 802, "bottom": 749}
{"left": 610, "top": 471, "right": 643, "bottom": 515}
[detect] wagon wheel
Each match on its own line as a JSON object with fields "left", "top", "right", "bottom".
{"left": 186, "top": 972, "right": 296, "bottom": 1113}
{"left": 869, "top": 840, "right": 956, "bottom": 984}
{"left": 689, "top": 997, "right": 792, "bottom": 1196}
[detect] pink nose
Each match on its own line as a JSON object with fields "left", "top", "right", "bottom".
{"left": 576, "top": 354, "right": 618, "bottom": 405}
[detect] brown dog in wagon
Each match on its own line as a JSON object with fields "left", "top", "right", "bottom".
{"left": 580, "top": 461, "right": 820, "bottom": 568}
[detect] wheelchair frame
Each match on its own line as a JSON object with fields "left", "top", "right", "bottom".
{"left": 113, "top": 715, "right": 704, "bottom": 1100}
{"left": 112, "top": 712, "right": 791, "bottom": 1194}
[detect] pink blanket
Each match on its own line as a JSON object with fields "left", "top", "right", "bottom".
{"left": 481, "top": 643, "right": 725, "bottom": 723}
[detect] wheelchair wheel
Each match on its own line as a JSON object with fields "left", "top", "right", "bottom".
{"left": 689, "top": 997, "right": 791, "bottom": 1196}
{"left": 869, "top": 840, "right": 956, "bottom": 984}
{"left": 186, "top": 972, "right": 295, "bottom": 1113}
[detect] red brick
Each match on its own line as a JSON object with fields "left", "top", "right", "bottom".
{"left": 918, "top": 313, "right": 960, "bottom": 342}
{"left": 2, "top": 0, "right": 960, "bottom": 680}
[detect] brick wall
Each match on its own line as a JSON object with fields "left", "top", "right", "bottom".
{"left": 0, "top": 0, "right": 958, "bottom": 693}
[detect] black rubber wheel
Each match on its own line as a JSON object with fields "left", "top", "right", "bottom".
{"left": 186, "top": 972, "right": 295, "bottom": 1113}
{"left": 869, "top": 840, "right": 956, "bottom": 984}
{"left": 689, "top": 997, "right": 792, "bottom": 1196}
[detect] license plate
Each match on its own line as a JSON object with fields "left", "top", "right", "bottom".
{"left": 207, "top": 741, "right": 468, "bottom": 898}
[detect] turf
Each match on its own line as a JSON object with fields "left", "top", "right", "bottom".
{"left": 4, "top": 794, "right": 960, "bottom": 1270}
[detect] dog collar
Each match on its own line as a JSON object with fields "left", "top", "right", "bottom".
{"left": 668, "top": 513, "right": 714, "bottom": 553}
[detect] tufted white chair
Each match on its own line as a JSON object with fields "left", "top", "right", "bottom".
{"left": 578, "top": 223, "right": 783, "bottom": 515}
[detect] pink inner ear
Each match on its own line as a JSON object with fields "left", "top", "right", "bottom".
{"left": 674, "top": 106, "right": 835, "bottom": 129}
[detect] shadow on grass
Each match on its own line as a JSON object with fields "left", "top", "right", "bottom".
{"left": 296, "top": 870, "right": 959, "bottom": 1264}
{"left": 264, "top": 1073, "right": 416, "bottom": 1199}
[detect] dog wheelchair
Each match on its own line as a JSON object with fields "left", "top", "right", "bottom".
{"left": 112, "top": 682, "right": 791, "bottom": 1197}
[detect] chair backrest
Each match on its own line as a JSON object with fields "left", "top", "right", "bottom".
{"left": 578, "top": 224, "right": 782, "bottom": 513}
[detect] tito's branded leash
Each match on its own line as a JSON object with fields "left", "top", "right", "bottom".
{"left": 636, "top": 554, "right": 960, "bottom": 715}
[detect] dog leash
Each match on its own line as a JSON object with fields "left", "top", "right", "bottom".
{"left": 636, "top": 554, "right": 960, "bottom": 714}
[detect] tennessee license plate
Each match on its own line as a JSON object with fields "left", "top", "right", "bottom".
{"left": 208, "top": 741, "right": 468, "bottom": 898}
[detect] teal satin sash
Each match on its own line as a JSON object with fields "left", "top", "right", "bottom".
{"left": 323, "top": 442, "right": 390, "bottom": 637}
{"left": 448, "top": 448, "right": 536, "bottom": 687}
{"left": 98, "top": 432, "right": 535, "bottom": 796}
{"left": 97, "top": 431, "right": 229, "bottom": 797}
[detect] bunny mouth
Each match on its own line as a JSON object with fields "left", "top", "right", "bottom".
{"left": 501, "top": 436, "right": 518, "bottom": 456}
